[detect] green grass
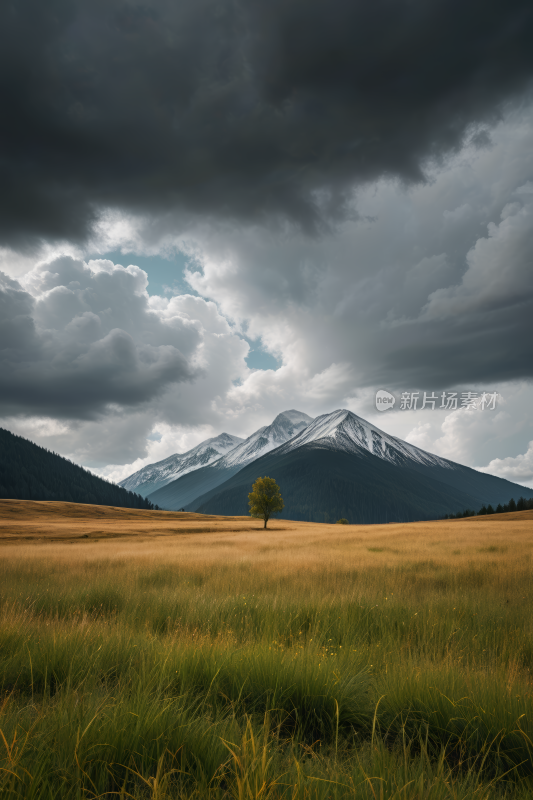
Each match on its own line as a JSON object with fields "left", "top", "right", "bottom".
{"left": 1, "top": 549, "right": 533, "bottom": 798}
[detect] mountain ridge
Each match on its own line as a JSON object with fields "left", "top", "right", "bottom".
{"left": 186, "top": 409, "right": 533, "bottom": 522}
{"left": 121, "top": 406, "right": 533, "bottom": 522}
{"left": 146, "top": 410, "right": 314, "bottom": 510}
{"left": 275, "top": 409, "right": 455, "bottom": 469}
{"left": 119, "top": 432, "right": 244, "bottom": 496}
{"left": 216, "top": 410, "right": 314, "bottom": 469}
{"left": 192, "top": 438, "right": 533, "bottom": 523}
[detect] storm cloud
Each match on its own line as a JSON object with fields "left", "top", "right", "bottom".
{"left": 1, "top": 0, "right": 533, "bottom": 244}
{"left": 2, "top": 0, "right": 533, "bottom": 487}
{"left": 0, "top": 256, "right": 217, "bottom": 418}
{"left": 181, "top": 111, "right": 533, "bottom": 393}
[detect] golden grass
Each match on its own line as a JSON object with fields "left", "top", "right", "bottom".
{"left": 2, "top": 501, "right": 533, "bottom": 797}
{"left": 1, "top": 499, "right": 532, "bottom": 574}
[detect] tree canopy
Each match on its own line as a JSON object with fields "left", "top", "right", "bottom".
{"left": 248, "top": 476, "right": 284, "bottom": 529}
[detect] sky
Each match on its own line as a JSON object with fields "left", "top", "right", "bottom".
{"left": 1, "top": 0, "right": 533, "bottom": 488}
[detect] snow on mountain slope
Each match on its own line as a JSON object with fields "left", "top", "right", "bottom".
{"left": 214, "top": 410, "right": 314, "bottom": 470}
{"left": 119, "top": 432, "right": 244, "bottom": 496}
{"left": 145, "top": 410, "right": 314, "bottom": 510}
{"left": 279, "top": 409, "right": 314, "bottom": 426}
{"left": 277, "top": 409, "right": 454, "bottom": 469}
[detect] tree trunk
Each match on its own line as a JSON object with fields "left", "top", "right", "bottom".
{"left": 264, "top": 517, "right": 267, "bottom": 528}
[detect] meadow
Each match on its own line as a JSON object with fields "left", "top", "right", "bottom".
{"left": 1, "top": 500, "right": 533, "bottom": 799}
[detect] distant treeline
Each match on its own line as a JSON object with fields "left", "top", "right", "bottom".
{"left": 444, "top": 496, "right": 533, "bottom": 519}
{"left": 0, "top": 427, "right": 159, "bottom": 510}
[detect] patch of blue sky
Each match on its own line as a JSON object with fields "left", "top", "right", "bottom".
{"left": 244, "top": 341, "right": 282, "bottom": 371}
{"left": 93, "top": 250, "right": 197, "bottom": 297}
{"left": 94, "top": 250, "right": 281, "bottom": 371}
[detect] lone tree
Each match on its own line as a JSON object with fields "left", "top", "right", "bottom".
{"left": 248, "top": 476, "right": 284, "bottom": 529}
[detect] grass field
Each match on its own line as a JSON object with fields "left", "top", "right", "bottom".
{"left": 1, "top": 500, "right": 533, "bottom": 799}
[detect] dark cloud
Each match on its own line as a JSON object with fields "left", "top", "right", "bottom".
{"left": 0, "top": 258, "right": 198, "bottom": 418}
{"left": 0, "top": 272, "right": 39, "bottom": 352}
{"left": 1, "top": 0, "right": 533, "bottom": 244}
{"left": 185, "top": 117, "right": 533, "bottom": 391}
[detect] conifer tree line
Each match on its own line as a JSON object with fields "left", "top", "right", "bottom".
{"left": 443, "top": 496, "right": 533, "bottom": 519}
{"left": 0, "top": 428, "right": 159, "bottom": 510}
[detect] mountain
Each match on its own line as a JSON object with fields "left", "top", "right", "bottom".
{"left": 190, "top": 409, "right": 533, "bottom": 523}
{"left": 0, "top": 427, "right": 154, "bottom": 510}
{"left": 216, "top": 409, "right": 313, "bottom": 468}
{"left": 275, "top": 409, "right": 451, "bottom": 467}
{"left": 147, "top": 410, "right": 313, "bottom": 510}
{"left": 119, "top": 432, "right": 244, "bottom": 497}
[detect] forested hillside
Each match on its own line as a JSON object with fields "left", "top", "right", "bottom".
{"left": 0, "top": 428, "right": 154, "bottom": 509}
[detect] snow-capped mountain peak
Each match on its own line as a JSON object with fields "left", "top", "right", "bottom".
{"left": 280, "top": 409, "right": 315, "bottom": 426}
{"left": 215, "top": 410, "right": 314, "bottom": 469}
{"left": 120, "top": 411, "right": 315, "bottom": 498}
{"left": 119, "top": 432, "right": 244, "bottom": 495}
{"left": 277, "top": 409, "right": 453, "bottom": 469}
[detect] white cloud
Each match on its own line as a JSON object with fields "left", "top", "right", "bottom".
{"left": 479, "top": 442, "right": 533, "bottom": 488}
{"left": 0, "top": 254, "right": 252, "bottom": 465}
{"left": 382, "top": 384, "right": 533, "bottom": 485}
